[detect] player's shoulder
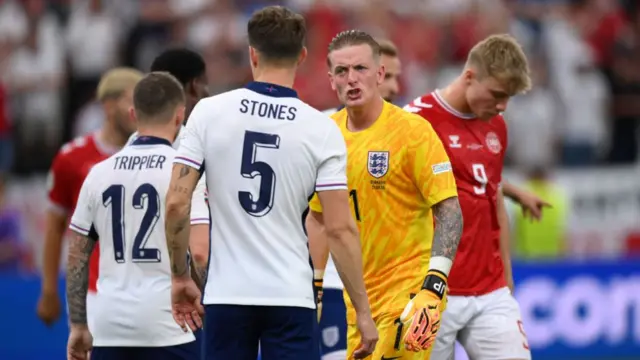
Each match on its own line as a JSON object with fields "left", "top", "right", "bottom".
{"left": 56, "top": 133, "right": 96, "bottom": 158}
{"left": 388, "top": 102, "right": 437, "bottom": 133}
{"left": 403, "top": 92, "right": 437, "bottom": 114}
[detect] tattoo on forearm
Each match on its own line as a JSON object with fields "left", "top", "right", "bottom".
{"left": 166, "top": 216, "right": 190, "bottom": 277}
{"left": 432, "top": 196, "right": 463, "bottom": 261}
{"left": 66, "top": 234, "right": 95, "bottom": 325}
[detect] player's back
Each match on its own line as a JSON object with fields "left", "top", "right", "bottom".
{"left": 80, "top": 137, "right": 194, "bottom": 346}
{"left": 405, "top": 91, "right": 508, "bottom": 295}
{"left": 178, "top": 82, "right": 344, "bottom": 309}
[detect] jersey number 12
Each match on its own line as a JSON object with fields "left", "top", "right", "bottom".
{"left": 102, "top": 184, "right": 161, "bottom": 263}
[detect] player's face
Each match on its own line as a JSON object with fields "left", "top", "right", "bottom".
{"left": 184, "top": 75, "right": 209, "bottom": 121}
{"left": 465, "top": 70, "right": 511, "bottom": 121}
{"left": 112, "top": 87, "right": 136, "bottom": 136}
{"left": 379, "top": 54, "right": 401, "bottom": 103}
{"left": 328, "top": 44, "right": 384, "bottom": 109}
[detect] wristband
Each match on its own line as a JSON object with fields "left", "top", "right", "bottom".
{"left": 421, "top": 270, "right": 447, "bottom": 300}
{"left": 428, "top": 256, "right": 453, "bottom": 277}
{"left": 314, "top": 269, "right": 325, "bottom": 280}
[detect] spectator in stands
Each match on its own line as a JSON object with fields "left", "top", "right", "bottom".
{"left": 0, "top": 173, "right": 25, "bottom": 273}
{"left": 0, "top": 82, "right": 11, "bottom": 173}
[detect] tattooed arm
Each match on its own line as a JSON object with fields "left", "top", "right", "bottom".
{"left": 66, "top": 232, "right": 96, "bottom": 325}
{"left": 429, "top": 196, "right": 463, "bottom": 273}
{"left": 166, "top": 164, "right": 201, "bottom": 277}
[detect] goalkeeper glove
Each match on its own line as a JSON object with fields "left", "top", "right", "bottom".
{"left": 400, "top": 269, "right": 448, "bottom": 352}
{"left": 314, "top": 270, "right": 324, "bottom": 323}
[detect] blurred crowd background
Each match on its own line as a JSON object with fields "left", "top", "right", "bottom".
{"left": 0, "top": 0, "right": 638, "bottom": 358}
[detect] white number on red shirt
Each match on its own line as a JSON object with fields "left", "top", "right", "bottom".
{"left": 472, "top": 163, "right": 488, "bottom": 195}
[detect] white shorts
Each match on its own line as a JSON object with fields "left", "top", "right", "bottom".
{"left": 433, "top": 287, "right": 531, "bottom": 360}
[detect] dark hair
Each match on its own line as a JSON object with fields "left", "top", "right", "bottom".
{"left": 150, "top": 48, "right": 206, "bottom": 87}
{"left": 327, "top": 30, "right": 380, "bottom": 67}
{"left": 247, "top": 6, "right": 306, "bottom": 64}
{"left": 133, "top": 72, "right": 185, "bottom": 123}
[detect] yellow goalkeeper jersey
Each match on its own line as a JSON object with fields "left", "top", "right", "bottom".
{"left": 309, "top": 101, "right": 458, "bottom": 323}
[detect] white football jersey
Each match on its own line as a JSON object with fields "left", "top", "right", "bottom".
{"left": 320, "top": 107, "right": 343, "bottom": 290}
{"left": 175, "top": 82, "right": 348, "bottom": 309}
{"left": 127, "top": 126, "right": 209, "bottom": 225}
{"left": 69, "top": 136, "right": 209, "bottom": 347}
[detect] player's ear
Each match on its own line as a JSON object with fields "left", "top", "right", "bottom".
{"left": 129, "top": 107, "right": 137, "bottom": 123}
{"left": 296, "top": 47, "right": 307, "bottom": 67}
{"left": 328, "top": 70, "right": 336, "bottom": 91}
{"left": 175, "top": 105, "right": 186, "bottom": 126}
{"left": 463, "top": 68, "right": 475, "bottom": 86}
{"left": 249, "top": 46, "right": 258, "bottom": 68}
{"left": 377, "top": 64, "right": 385, "bottom": 86}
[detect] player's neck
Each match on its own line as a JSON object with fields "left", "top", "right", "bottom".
{"left": 99, "top": 123, "right": 128, "bottom": 149}
{"left": 253, "top": 67, "right": 296, "bottom": 90}
{"left": 136, "top": 126, "right": 176, "bottom": 144}
{"left": 346, "top": 96, "right": 384, "bottom": 132}
{"left": 440, "top": 79, "right": 473, "bottom": 115}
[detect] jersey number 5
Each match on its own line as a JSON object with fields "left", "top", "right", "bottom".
{"left": 239, "top": 130, "right": 281, "bottom": 217}
{"left": 472, "top": 163, "right": 488, "bottom": 195}
{"left": 102, "top": 184, "right": 161, "bottom": 263}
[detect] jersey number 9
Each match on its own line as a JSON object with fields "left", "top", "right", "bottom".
{"left": 472, "top": 163, "right": 488, "bottom": 195}
{"left": 239, "top": 130, "right": 281, "bottom": 217}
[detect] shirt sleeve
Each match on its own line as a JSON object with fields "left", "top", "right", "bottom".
{"left": 410, "top": 123, "right": 458, "bottom": 208}
{"left": 69, "top": 169, "right": 96, "bottom": 237}
{"left": 315, "top": 122, "right": 348, "bottom": 192}
{"left": 47, "top": 150, "right": 74, "bottom": 214}
{"left": 310, "top": 122, "right": 348, "bottom": 213}
{"left": 190, "top": 174, "right": 210, "bottom": 225}
{"left": 175, "top": 101, "right": 207, "bottom": 171}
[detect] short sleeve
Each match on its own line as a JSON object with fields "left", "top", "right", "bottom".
{"left": 190, "top": 174, "right": 210, "bottom": 225}
{"left": 47, "top": 150, "right": 74, "bottom": 214}
{"left": 175, "top": 101, "right": 207, "bottom": 171}
{"left": 69, "top": 169, "right": 96, "bottom": 237}
{"left": 315, "top": 123, "right": 348, "bottom": 192}
{"left": 410, "top": 124, "right": 458, "bottom": 208}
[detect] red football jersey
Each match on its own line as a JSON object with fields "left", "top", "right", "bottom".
{"left": 47, "top": 133, "right": 117, "bottom": 293}
{"left": 405, "top": 91, "right": 508, "bottom": 296}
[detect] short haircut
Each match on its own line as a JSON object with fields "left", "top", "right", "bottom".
{"left": 247, "top": 6, "right": 306, "bottom": 65}
{"left": 327, "top": 30, "right": 380, "bottom": 67}
{"left": 133, "top": 72, "right": 185, "bottom": 123}
{"left": 466, "top": 34, "right": 532, "bottom": 95}
{"left": 96, "top": 67, "right": 144, "bottom": 102}
{"left": 375, "top": 38, "right": 398, "bottom": 57}
{"left": 150, "top": 48, "right": 206, "bottom": 87}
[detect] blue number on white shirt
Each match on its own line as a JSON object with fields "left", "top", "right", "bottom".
{"left": 239, "top": 130, "right": 280, "bottom": 217}
{"left": 102, "top": 183, "right": 161, "bottom": 263}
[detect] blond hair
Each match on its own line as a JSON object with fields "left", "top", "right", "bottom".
{"left": 375, "top": 38, "right": 398, "bottom": 58}
{"left": 466, "top": 34, "right": 531, "bottom": 95}
{"left": 97, "top": 67, "right": 144, "bottom": 102}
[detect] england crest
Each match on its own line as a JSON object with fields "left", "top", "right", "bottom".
{"left": 368, "top": 151, "right": 389, "bottom": 178}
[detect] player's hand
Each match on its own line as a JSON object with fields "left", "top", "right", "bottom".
{"left": 37, "top": 290, "right": 62, "bottom": 326}
{"left": 314, "top": 273, "right": 324, "bottom": 323}
{"left": 517, "top": 190, "right": 551, "bottom": 221}
{"left": 171, "top": 275, "right": 205, "bottom": 332}
{"left": 400, "top": 271, "right": 447, "bottom": 352}
{"left": 353, "top": 311, "right": 378, "bottom": 359}
{"left": 67, "top": 324, "right": 93, "bottom": 360}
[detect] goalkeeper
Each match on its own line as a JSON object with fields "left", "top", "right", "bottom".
{"left": 307, "top": 29, "right": 464, "bottom": 359}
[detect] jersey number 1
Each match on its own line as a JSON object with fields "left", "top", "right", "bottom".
{"left": 239, "top": 130, "right": 281, "bottom": 217}
{"left": 102, "top": 184, "right": 161, "bottom": 263}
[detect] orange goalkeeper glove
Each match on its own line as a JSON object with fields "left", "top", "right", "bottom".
{"left": 400, "top": 269, "right": 447, "bottom": 352}
{"left": 314, "top": 270, "right": 324, "bottom": 323}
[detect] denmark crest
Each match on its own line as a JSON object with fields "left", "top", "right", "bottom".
{"left": 368, "top": 151, "right": 389, "bottom": 178}
{"left": 485, "top": 132, "right": 502, "bottom": 154}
